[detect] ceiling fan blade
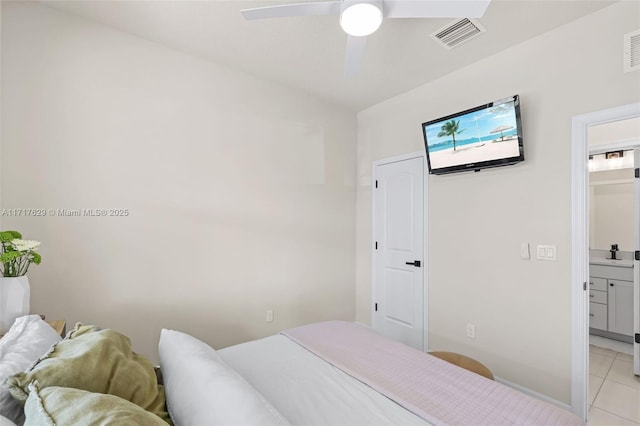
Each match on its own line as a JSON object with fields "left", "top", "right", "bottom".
{"left": 241, "top": 1, "right": 342, "bottom": 20}
{"left": 384, "top": 0, "right": 491, "bottom": 18}
{"left": 344, "top": 35, "right": 367, "bottom": 77}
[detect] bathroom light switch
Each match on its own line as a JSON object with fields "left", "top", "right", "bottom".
{"left": 537, "top": 244, "right": 557, "bottom": 261}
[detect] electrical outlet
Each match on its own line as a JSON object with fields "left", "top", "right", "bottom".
{"left": 266, "top": 309, "right": 274, "bottom": 323}
{"left": 466, "top": 323, "right": 476, "bottom": 339}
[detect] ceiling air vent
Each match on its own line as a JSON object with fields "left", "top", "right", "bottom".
{"left": 624, "top": 29, "right": 640, "bottom": 73}
{"left": 431, "top": 18, "right": 486, "bottom": 50}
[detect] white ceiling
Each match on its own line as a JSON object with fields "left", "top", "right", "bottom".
{"left": 39, "top": 0, "right": 615, "bottom": 111}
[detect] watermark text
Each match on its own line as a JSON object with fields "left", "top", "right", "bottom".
{"left": 1, "top": 208, "right": 130, "bottom": 217}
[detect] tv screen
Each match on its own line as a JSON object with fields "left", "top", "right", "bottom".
{"left": 421, "top": 95, "right": 524, "bottom": 175}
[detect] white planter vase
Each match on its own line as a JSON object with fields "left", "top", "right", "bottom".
{"left": 0, "top": 276, "right": 31, "bottom": 333}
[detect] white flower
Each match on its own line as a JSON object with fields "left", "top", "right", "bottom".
{"left": 11, "top": 239, "right": 41, "bottom": 252}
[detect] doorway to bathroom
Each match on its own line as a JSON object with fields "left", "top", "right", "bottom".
{"left": 570, "top": 102, "right": 640, "bottom": 420}
{"left": 588, "top": 122, "right": 638, "bottom": 352}
{"left": 586, "top": 121, "right": 639, "bottom": 420}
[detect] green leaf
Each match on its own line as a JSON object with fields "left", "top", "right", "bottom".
{"left": 0, "top": 230, "right": 22, "bottom": 242}
{"left": 31, "top": 252, "right": 42, "bottom": 265}
{"left": 0, "top": 251, "right": 23, "bottom": 262}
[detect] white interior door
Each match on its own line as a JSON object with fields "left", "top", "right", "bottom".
{"left": 634, "top": 149, "right": 639, "bottom": 375}
{"left": 372, "top": 155, "right": 425, "bottom": 350}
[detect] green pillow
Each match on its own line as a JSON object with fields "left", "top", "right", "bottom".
{"left": 8, "top": 324, "right": 171, "bottom": 424}
{"left": 24, "top": 384, "right": 168, "bottom": 426}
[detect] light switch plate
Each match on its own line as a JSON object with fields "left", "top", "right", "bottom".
{"left": 537, "top": 244, "right": 557, "bottom": 261}
{"left": 466, "top": 323, "right": 476, "bottom": 339}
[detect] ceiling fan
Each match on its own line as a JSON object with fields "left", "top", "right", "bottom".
{"left": 241, "top": 0, "right": 491, "bottom": 76}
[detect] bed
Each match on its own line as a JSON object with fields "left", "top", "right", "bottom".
{"left": 217, "top": 321, "right": 583, "bottom": 426}
{"left": 1, "top": 316, "right": 584, "bottom": 425}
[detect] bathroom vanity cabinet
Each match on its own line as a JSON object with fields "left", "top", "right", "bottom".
{"left": 608, "top": 279, "right": 633, "bottom": 335}
{"left": 589, "top": 276, "right": 608, "bottom": 330}
{"left": 589, "top": 262, "right": 634, "bottom": 341}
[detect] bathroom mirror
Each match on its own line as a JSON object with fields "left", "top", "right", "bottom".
{"left": 589, "top": 167, "right": 635, "bottom": 251}
{"left": 587, "top": 116, "right": 639, "bottom": 252}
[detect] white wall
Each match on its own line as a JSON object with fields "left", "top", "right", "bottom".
{"left": 588, "top": 116, "right": 640, "bottom": 148}
{"left": 1, "top": 2, "right": 357, "bottom": 361}
{"left": 356, "top": 1, "right": 640, "bottom": 403}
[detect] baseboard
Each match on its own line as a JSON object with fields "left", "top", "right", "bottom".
{"left": 589, "top": 328, "right": 633, "bottom": 344}
{"left": 494, "top": 376, "right": 572, "bottom": 412}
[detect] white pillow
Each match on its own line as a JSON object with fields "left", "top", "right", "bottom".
{"left": 0, "top": 414, "right": 18, "bottom": 426}
{"left": 159, "top": 329, "right": 290, "bottom": 426}
{"left": 0, "top": 315, "right": 61, "bottom": 425}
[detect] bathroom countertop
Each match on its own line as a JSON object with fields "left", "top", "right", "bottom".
{"left": 589, "top": 258, "right": 634, "bottom": 268}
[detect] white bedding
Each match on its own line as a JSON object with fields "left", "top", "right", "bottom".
{"left": 281, "top": 321, "right": 583, "bottom": 426}
{"left": 219, "top": 334, "right": 431, "bottom": 426}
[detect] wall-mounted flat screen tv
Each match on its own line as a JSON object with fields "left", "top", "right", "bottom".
{"left": 421, "top": 95, "right": 524, "bottom": 175}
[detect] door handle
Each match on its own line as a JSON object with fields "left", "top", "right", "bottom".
{"left": 405, "top": 260, "right": 421, "bottom": 267}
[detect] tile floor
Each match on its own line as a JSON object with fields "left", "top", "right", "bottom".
{"left": 589, "top": 345, "right": 640, "bottom": 425}
{"left": 590, "top": 335, "right": 634, "bottom": 356}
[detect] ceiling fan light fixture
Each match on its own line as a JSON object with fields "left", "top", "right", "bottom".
{"left": 339, "top": 1, "right": 383, "bottom": 37}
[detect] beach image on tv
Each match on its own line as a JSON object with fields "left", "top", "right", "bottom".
{"left": 424, "top": 100, "right": 521, "bottom": 169}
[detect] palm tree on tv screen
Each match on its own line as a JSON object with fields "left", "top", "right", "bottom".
{"left": 437, "top": 119, "right": 465, "bottom": 151}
